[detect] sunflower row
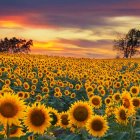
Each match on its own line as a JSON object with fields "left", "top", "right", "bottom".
{"left": 0, "top": 54, "right": 140, "bottom": 139}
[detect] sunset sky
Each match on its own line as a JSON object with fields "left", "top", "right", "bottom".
{"left": 0, "top": 0, "right": 140, "bottom": 58}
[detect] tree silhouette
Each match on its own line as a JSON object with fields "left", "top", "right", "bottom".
{"left": 114, "top": 28, "right": 140, "bottom": 58}
{"left": 0, "top": 37, "right": 33, "bottom": 53}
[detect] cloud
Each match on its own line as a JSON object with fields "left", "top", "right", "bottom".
{"left": 0, "top": 0, "right": 140, "bottom": 58}
{"left": 56, "top": 38, "right": 113, "bottom": 48}
{"left": 0, "top": 0, "right": 140, "bottom": 29}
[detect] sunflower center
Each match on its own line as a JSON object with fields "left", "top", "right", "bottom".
{"left": 119, "top": 110, "right": 126, "bottom": 120}
{"left": 91, "top": 119, "right": 103, "bottom": 131}
{"left": 92, "top": 98, "right": 100, "bottom": 105}
{"left": 123, "top": 99, "right": 130, "bottom": 108}
{"left": 115, "top": 95, "right": 120, "bottom": 100}
{"left": 132, "top": 99, "right": 140, "bottom": 107}
{"left": 0, "top": 102, "right": 18, "bottom": 118}
{"left": 116, "top": 83, "right": 120, "bottom": 87}
{"left": 44, "top": 88, "right": 48, "bottom": 92}
{"left": 24, "top": 93, "right": 28, "bottom": 98}
{"left": 132, "top": 88, "right": 137, "bottom": 94}
{"left": 61, "top": 114, "right": 69, "bottom": 125}
{"left": 87, "top": 87, "right": 92, "bottom": 92}
{"left": 30, "top": 110, "right": 45, "bottom": 126}
{"left": 106, "top": 99, "right": 110, "bottom": 104}
{"left": 73, "top": 106, "right": 88, "bottom": 122}
{"left": 18, "top": 93, "right": 23, "bottom": 97}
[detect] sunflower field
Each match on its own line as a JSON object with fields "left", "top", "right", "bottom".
{"left": 0, "top": 53, "right": 140, "bottom": 140}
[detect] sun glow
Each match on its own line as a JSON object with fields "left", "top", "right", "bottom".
{"left": 0, "top": 21, "right": 22, "bottom": 28}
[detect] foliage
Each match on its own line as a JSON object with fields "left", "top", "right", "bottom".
{"left": 114, "top": 28, "right": 140, "bottom": 58}
{"left": 0, "top": 37, "right": 33, "bottom": 53}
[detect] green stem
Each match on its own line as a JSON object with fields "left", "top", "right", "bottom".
{"left": 130, "top": 117, "right": 135, "bottom": 140}
{"left": 6, "top": 123, "right": 10, "bottom": 139}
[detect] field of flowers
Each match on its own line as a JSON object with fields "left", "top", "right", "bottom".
{"left": 0, "top": 53, "right": 140, "bottom": 140}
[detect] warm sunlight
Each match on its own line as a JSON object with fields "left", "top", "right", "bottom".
{"left": 0, "top": 20, "right": 21, "bottom": 28}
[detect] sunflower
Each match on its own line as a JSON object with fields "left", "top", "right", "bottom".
{"left": 36, "top": 94, "right": 42, "bottom": 102}
{"left": 130, "top": 86, "right": 139, "bottom": 97}
{"left": 121, "top": 91, "right": 135, "bottom": 114}
{"left": 91, "top": 83, "right": 96, "bottom": 89}
{"left": 17, "top": 91, "right": 24, "bottom": 99}
{"left": 54, "top": 92, "right": 59, "bottom": 98}
{"left": 132, "top": 97, "right": 140, "bottom": 109}
{"left": 5, "top": 121, "right": 24, "bottom": 138}
{"left": 69, "top": 84, "right": 74, "bottom": 88}
{"left": 31, "top": 85, "right": 36, "bottom": 91}
{"left": 24, "top": 92, "right": 30, "bottom": 99}
{"left": 38, "top": 73, "right": 43, "bottom": 78}
{"left": 68, "top": 101, "right": 93, "bottom": 127}
{"left": 64, "top": 90, "right": 70, "bottom": 96}
{"left": 87, "top": 92, "right": 94, "bottom": 98}
{"left": 100, "top": 89, "right": 106, "bottom": 96}
{"left": 70, "top": 93, "right": 76, "bottom": 98}
{"left": 42, "top": 87, "right": 49, "bottom": 93}
{"left": 97, "top": 85, "right": 104, "bottom": 92}
{"left": 109, "top": 88, "right": 113, "bottom": 95}
{"left": 105, "top": 107, "right": 114, "bottom": 117}
{"left": 24, "top": 103, "right": 51, "bottom": 134}
{"left": 113, "top": 92, "right": 121, "bottom": 103}
{"left": 54, "top": 87, "right": 60, "bottom": 93}
{"left": 32, "top": 78, "right": 38, "bottom": 85}
{"left": 0, "top": 93, "right": 25, "bottom": 125}
{"left": 114, "top": 106, "right": 129, "bottom": 125}
{"left": 30, "top": 91, "right": 35, "bottom": 95}
{"left": 5, "top": 79, "right": 11, "bottom": 85}
{"left": 114, "top": 82, "right": 121, "bottom": 89}
{"left": 59, "top": 112, "right": 69, "bottom": 129}
{"left": 89, "top": 95, "right": 102, "bottom": 109}
{"left": 23, "top": 82, "right": 30, "bottom": 90}
{"left": 75, "top": 84, "right": 81, "bottom": 90}
{"left": 16, "top": 79, "right": 22, "bottom": 86}
{"left": 48, "top": 107, "right": 60, "bottom": 126}
{"left": 45, "top": 94, "right": 49, "bottom": 99}
{"left": 86, "top": 115, "right": 109, "bottom": 137}
{"left": 86, "top": 86, "right": 94, "bottom": 93}
{"left": 2, "top": 86, "right": 13, "bottom": 93}
{"left": 105, "top": 97, "right": 112, "bottom": 106}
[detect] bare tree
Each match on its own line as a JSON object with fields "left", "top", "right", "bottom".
{"left": 114, "top": 28, "right": 140, "bottom": 58}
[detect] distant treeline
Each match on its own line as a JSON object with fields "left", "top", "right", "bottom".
{"left": 0, "top": 37, "right": 33, "bottom": 53}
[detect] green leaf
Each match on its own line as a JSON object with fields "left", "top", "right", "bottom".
{"left": 63, "top": 134, "right": 81, "bottom": 140}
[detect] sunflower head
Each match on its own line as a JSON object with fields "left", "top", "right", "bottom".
{"left": 121, "top": 92, "right": 135, "bottom": 114}
{"left": 86, "top": 115, "right": 109, "bottom": 137}
{"left": 59, "top": 112, "right": 69, "bottom": 129}
{"left": 114, "top": 106, "right": 128, "bottom": 125}
{"left": 24, "top": 103, "right": 51, "bottom": 134}
{"left": 132, "top": 97, "right": 140, "bottom": 109}
{"left": 68, "top": 101, "right": 93, "bottom": 127}
{"left": 130, "top": 86, "right": 139, "bottom": 97}
{"left": 113, "top": 92, "right": 121, "bottom": 103}
{"left": 0, "top": 93, "right": 25, "bottom": 125}
{"left": 48, "top": 107, "right": 60, "bottom": 126}
{"left": 89, "top": 95, "right": 102, "bottom": 109}
{"left": 9, "top": 122, "right": 24, "bottom": 138}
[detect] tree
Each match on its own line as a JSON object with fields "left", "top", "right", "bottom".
{"left": 113, "top": 28, "right": 140, "bottom": 58}
{"left": 0, "top": 37, "right": 33, "bottom": 54}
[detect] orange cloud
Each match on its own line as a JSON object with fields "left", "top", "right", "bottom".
{"left": 33, "top": 41, "right": 64, "bottom": 51}
{"left": 0, "top": 20, "right": 22, "bottom": 28}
